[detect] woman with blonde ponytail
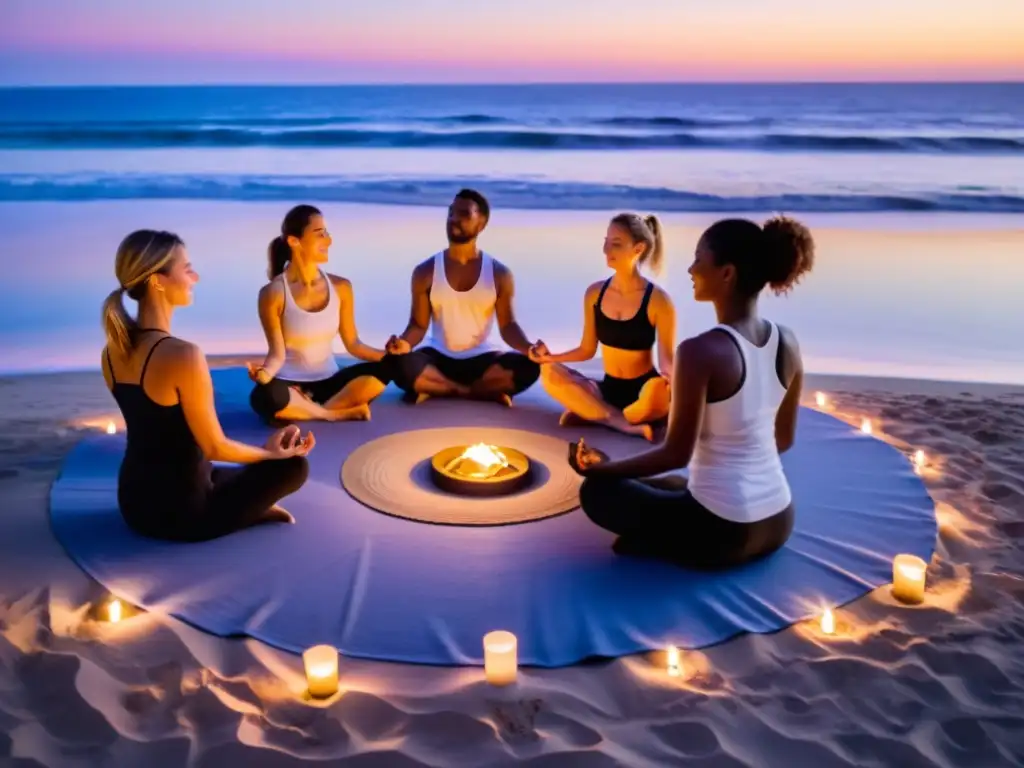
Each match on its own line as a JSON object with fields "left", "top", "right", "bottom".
{"left": 101, "top": 229, "right": 314, "bottom": 543}
{"left": 529, "top": 212, "right": 676, "bottom": 440}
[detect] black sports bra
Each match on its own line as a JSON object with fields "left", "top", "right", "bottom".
{"left": 593, "top": 279, "right": 656, "bottom": 351}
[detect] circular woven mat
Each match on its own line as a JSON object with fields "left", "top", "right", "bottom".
{"left": 340, "top": 427, "right": 581, "bottom": 526}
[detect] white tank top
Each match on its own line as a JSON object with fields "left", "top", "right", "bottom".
{"left": 274, "top": 271, "right": 340, "bottom": 382}
{"left": 687, "top": 322, "right": 792, "bottom": 523}
{"left": 427, "top": 250, "right": 498, "bottom": 359}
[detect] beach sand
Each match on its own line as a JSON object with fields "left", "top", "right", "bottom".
{"left": 2, "top": 362, "right": 1024, "bottom": 767}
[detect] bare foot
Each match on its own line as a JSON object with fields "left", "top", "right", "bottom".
{"left": 416, "top": 392, "right": 432, "bottom": 405}
{"left": 264, "top": 505, "right": 295, "bottom": 524}
{"left": 559, "top": 411, "right": 590, "bottom": 427}
{"left": 329, "top": 404, "right": 371, "bottom": 422}
{"left": 608, "top": 418, "right": 654, "bottom": 441}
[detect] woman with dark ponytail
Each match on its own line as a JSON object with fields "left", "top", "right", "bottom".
{"left": 530, "top": 212, "right": 676, "bottom": 441}
{"left": 569, "top": 215, "right": 815, "bottom": 570}
{"left": 248, "top": 204, "right": 392, "bottom": 423}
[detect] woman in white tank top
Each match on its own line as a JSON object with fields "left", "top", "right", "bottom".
{"left": 568, "top": 215, "right": 816, "bottom": 570}
{"left": 248, "top": 205, "right": 393, "bottom": 423}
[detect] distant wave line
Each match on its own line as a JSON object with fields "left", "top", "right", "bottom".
{"left": 1, "top": 173, "right": 1021, "bottom": 213}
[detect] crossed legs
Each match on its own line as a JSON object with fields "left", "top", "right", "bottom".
{"left": 539, "top": 363, "right": 668, "bottom": 440}
{"left": 391, "top": 349, "right": 540, "bottom": 405}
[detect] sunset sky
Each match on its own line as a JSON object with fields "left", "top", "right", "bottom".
{"left": 2, "top": 0, "right": 1022, "bottom": 84}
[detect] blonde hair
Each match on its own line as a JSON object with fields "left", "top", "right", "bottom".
{"left": 610, "top": 212, "right": 664, "bottom": 275}
{"left": 101, "top": 230, "right": 184, "bottom": 356}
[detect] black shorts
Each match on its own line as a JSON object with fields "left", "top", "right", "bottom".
{"left": 390, "top": 347, "right": 540, "bottom": 395}
{"left": 597, "top": 368, "right": 662, "bottom": 410}
{"left": 249, "top": 360, "right": 389, "bottom": 422}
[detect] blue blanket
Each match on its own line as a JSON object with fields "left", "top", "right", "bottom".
{"left": 50, "top": 367, "right": 936, "bottom": 666}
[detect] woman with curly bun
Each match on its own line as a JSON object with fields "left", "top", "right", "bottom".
{"left": 569, "top": 215, "right": 815, "bottom": 570}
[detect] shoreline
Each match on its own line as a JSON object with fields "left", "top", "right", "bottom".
{"left": 2, "top": 366, "right": 1024, "bottom": 764}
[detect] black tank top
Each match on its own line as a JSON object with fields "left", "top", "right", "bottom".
{"left": 593, "top": 279, "right": 657, "bottom": 351}
{"left": 107, "top": 332, "right": 211, "bottom": 520}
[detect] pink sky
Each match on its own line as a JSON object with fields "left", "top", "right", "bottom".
{"left": 2, "top": 0, "right": 1022, "bottom": 83}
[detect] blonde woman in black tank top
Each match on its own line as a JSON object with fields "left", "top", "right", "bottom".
{"left": 101, "top": 230, "right": 314, "bottom": 542}
{"left": 530, "top": 213, "right": 676, "bottom": 441}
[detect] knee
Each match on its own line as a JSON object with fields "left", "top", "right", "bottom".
{"left": 280, "top": 455, "right": 310, "bottom": 492}
{"left": 640, "top": 376, "right": 670, "bottom": 402}
{"left": 579, "top": 475, "right": 614, "bottom": 522}
{"left": 505, "top": 353, "right": 540, "bottom": 393}
{"left": 250, "top": 380, "right": 290, "bottom": 422}
{"left": 388, "top": 351, "right": 427, "bottom": 391}
{"left": 539, "top": 362, "right": 561, "bottom": 390}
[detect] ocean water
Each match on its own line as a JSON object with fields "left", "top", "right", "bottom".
{"left": 0, "top": 83, "right": 1022, "bottom": 382}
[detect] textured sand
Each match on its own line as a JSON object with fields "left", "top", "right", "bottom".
{"left": 2, "top": 364, "right": 1024, "bottom": 767}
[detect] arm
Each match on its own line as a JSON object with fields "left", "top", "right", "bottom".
{"left": 177, "top": 343, "right": 278, "bottom": 464}
{"left": 543, "top": 283, "right": 600, "bottom": 364}
{"left": 585, "top": 338, "right": 710, "bottom": 479}
{"left": 652, "top": 289, "right": 677, "bottom": 379}
{"left": 255, "top": 282, "right": 286, "bottom": 379}
{"left": 397, "top": 261, "right": 432, "bottom": 348}
{"left": 775, "top": 326, "right": 803, "bottom": 454}
{"left": 494, "top": 263, "right": 533, "bottom": 354}
{"left": 332, "top": 275, "right": 385, "bottom": 362}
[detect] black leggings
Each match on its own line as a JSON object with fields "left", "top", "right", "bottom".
{"left": 579, "top": 475, "right": 794, "bottom": 570}
{"left": 390, "top": 347, "right": 540, "bottom": 396}
{"left": 250, "top": 361, "right": 389, "bottom": 423}
{"left": 119, "top": 457, "right": 309, "bottom": 543}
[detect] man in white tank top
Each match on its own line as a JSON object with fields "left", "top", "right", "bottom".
{"left": 386, "top": 189, "right": 542, "bottom": 405}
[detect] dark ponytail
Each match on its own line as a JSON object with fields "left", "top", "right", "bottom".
{"left": 267, "top": 204, "right": 322, "bottom": 280}
{"left": 701, "top": 215, "right": 815, "bottom": 297}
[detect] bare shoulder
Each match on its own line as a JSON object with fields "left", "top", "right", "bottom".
{"left": 411, "top": 258, "right": 434, "bottom": 288}
{"left": 492, "top": 259, "right": 514, "bottom": 291}
{"left": 327, "top": 273, "right": 353, "bottom": 294}
{"left": 257, "top": 277, "right": 284, "bottom": 306}
{"left": 584, "top": 280, "right": 604, "bottom": 303}
{"left": 649, "top": 283, "right": 675, "bottom": 312}
{"left": 682, "top": 328, "right": 734, "bottom": 363}
{"left": 158, "top": 337, "right": 205, "bottom": 369}
{"left": 775, "top": 323, "right": 802, "bottom": 361}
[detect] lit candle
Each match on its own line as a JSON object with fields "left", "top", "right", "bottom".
{"left": 303, "top": 645, "right": 339, "bottom": 698}
{"left": 106, "top": 421, "right": 116, "bottom": 434}
{"left": 483, "top": 630, "right": 517, "bottom": 686}
{"left": 860, "top": 418, "right": 873, "bottom": 434}
{"left": 914, "top": 449, "right": 926, "bottom": 470}
{"left": 666, "top": 645, "right": 682, "bottom": 677}
{"left": 814, "top": 391, "right": 827, "bottom": 408}
{"left": 107, "top": 598, "right": 122, "bottom": 623}
{"left": 891, "top": 554, "right": 927, "bottom": 604}
{"left": 820, "top": 608, "right": 835, "bottom": 635}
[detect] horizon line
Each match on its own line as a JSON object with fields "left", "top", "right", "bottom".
{"left": 2, "top": 78, "right": 1023, "bottom": 90}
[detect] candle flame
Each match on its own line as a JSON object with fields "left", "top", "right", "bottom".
{"left": 666, "top": 645, "right": 681, "bottom": 677}
{"left": 860, "top": 418, "right": 873, "bottom": 434}
{"left": 820, "top": 607, "right": 835, "bottom": 635}
{"left": 913, "top": 449, "right": 925, "bottom": 468}
{"left": 814, "top": 391, "right": 827, "bottom": 408}
{"left": 447, "top": 443, "right": 509, "bottom": 479}
{"left": 106, "top": 421, "right": 117, "bottom": 434}
{"left": 107, "top": 598, "right": 122, "bottom": 623}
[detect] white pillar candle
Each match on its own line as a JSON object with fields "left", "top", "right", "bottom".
{"left": 303, "top": 645, "right": 339, "bottom": 698}
{"left": 483, "top": 630, "right": 517, "bottom": 686}
{"left": 106, "top": 421, "right": 117, "bottom": 434}
{"left": 106, "top": 598, "right": 122, "bottom": 623}
{"left": 666, "top": 645, "right": 682, "bottom": 677}
{"left": 860, "top": 418, "right": 873, "bottom": 434}
{"left": 914, "top": 449, "right": 926, "bottom": 469}
{"left": 891, "top": 554, "right": 927, "bottom": 604}
{"left": 814, "top": 391, "right": 827, "bottom": 408}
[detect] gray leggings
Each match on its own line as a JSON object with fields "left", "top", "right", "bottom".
{"left": 579, "top": 475, "right": 794, "bottom": 570}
